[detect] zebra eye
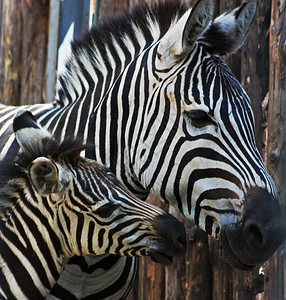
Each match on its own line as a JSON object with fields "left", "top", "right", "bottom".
{"left": 185, "top": 110, "right": 215, "bottom": 128}
{"left": 96, "top": 203, "right": 118, "bottom": 218}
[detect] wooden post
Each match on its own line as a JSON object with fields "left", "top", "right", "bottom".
{"left": 20, "top": 0, "right": 49, "bottom": 104}
{"left": 185, "top": 223, "right": 212, "bottom": 300}
{"left": 138, "top": 195, "right": 167, "bottom": 300}
{"left": 0, "top": 0, "right": 49, "bottom": 105}
{"left": 98, "top": 0, "right": 128, "bottom": 21}
{"left": 264, "top": 1, "right": 286, "bottom": 299}
{"left": 240, "top": 0, "right": 271, "bottom": 155}
{"left": 0, "top": 0, "right": 24, "bottom": 105}
{"left": 165, "top": 208, "right": 187, "bottom": 300}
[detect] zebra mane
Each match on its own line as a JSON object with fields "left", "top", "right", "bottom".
{"left": 55, "top": 0, "right": 187, "bottom": 107}
{"left": 0, "top": 138, "right": 86, "bottom": 213}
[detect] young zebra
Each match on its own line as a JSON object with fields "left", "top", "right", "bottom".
{"left": 0, "top": 110, "right": 186, "bottom": 300}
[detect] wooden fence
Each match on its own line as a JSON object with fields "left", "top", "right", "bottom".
{"left": 0, "top": 0, "right": 285, "bottom": 299}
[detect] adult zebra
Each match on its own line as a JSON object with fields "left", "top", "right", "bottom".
{"left": 0, "top": 0, "right": 285, "bottom": 299}
{"left": 0, "top": 110, "right": 186, "bottom": 300}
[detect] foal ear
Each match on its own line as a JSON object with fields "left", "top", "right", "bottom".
{"left": 157, "top": 0, "right": 214, "bottom": 67}
{"left": 29, "top": 157, "right": 61, "bottom": 196}
{"left": 200, "top": 0, "right": 258, "bottom": 54}
{"left": 13, "top": 109, "right": 51, "bottom": 152}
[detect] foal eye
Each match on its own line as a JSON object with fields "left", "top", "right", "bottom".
{"left": 96, "top": 203, "right": 118, "bottom": 218}
{"left": 185, "top": 110, "right": 215, "bottom": 128}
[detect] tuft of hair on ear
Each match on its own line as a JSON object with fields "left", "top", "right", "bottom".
{"left": 56, "top": 142, "right": 86, "bottom": 164}
{"left": 198, "top": 0, "right": 257, "bottom": 56}
{"left": 198, "top": 22, "right": 235, "bottom": 55}
{"left": 47, "top": 137, "right": 90, "bottom": 167}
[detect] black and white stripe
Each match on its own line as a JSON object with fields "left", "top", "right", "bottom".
{"left": 0, "top": 110, "right": 185, "bottom": 300}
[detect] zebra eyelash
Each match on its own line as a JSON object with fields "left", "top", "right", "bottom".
{"left": 185, "top": 110, "right": 217, "bottom": 128}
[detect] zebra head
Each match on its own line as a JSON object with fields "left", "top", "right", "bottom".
{"left": 2, "top": 110, "right": 186, "bottom": 269}
{"left": 135, "top": 0, "right": 286, "bottom": 269}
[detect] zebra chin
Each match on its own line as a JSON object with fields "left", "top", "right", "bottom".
{"left": 149, "top": 251, "right": 173, "bottom": 266}
{"left": 148, "top": 244, "right": 185, "bottom": 266}
{"left": 148, "top": 237, "right": 187, "bottom": 266}
{"left": 219, "top": 187, "right": 286, "bottom": 270}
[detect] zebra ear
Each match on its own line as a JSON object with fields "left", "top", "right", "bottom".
{"left": 29, "top": 157, "right": 61, "bottom": 195}
{"left": 200, "top": 0, "right": 258, "bottom": 55}
{"left": 157, "top": 0, "right": 214, "bottom": 67}
{"left": 13, "top": 109, "right": 51, "bottom": 151}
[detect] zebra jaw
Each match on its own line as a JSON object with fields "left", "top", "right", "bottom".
{"left": 149, "top": 252, "right": 173, "bottom": 266}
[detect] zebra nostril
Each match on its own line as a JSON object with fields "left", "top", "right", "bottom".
{"left": 243, "top": 222, "right": 264, "bottom": 249}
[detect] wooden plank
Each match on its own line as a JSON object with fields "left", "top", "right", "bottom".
{"left": 241, "top": 0, "right": 271, "bottom": 155}
{"left": 19, "top": 0, "right": 49, "bottom": 105}
{"left": 165, "top": 207, "right": 186, "bottom": 300}
{"left": 264, "top": 1, "right": 286, "bottom": 299}
{"left": 0, "top": 0, "right": 24, "bottom": 105}
{"left": 98, "top": 0, "right": 128, "bottom": 21}
{"left": 137, "top": 195, "right": 167, "bottom": 300}
{"left": 185, "top": 223, "right": 211, "bottom": 300}
{"left": 0, "top": 0, "right": 49, "bottom": 105}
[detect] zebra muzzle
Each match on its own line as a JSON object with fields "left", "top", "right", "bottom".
{"left": 148, "top": 213, "right": 187, "bottom": 265}
{"left": 219, "top": 187, "right": 286, "bottom": 270}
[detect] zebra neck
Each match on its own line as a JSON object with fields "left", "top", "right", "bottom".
{"left": 0, "top": 211, "right": 66, "bottom": 299}
{"left": 54, "top": 2, "right": 185, "bottom": 109}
